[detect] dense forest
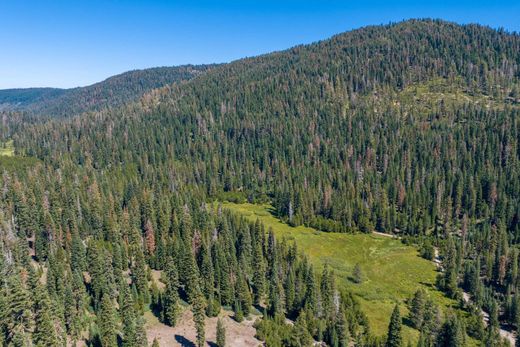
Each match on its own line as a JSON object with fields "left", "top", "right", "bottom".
{"left": 1, "top": 19, "right": 520, "bottom": 346}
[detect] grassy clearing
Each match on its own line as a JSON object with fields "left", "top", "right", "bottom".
{"left": 0, "top": 140, "right": 14, "bottom": 156}
{"left": 0, "top": 140, "right": 40, "bottom": 170}
{"left": 221, "top": 202, "right": 461, "bottom": 342}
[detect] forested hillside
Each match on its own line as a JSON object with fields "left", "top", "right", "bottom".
{"left": 0, "top": 65, "right": 212, "bottom": 117}
{"left": 1, "top": 19, "right": 520, "bottom": 346}
{"left": 0, "top": 88, "right": 66, "bottom": 111}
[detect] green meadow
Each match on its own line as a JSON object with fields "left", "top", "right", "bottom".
{"left": 0, "top": 140, "right": 15, "bottom": 156}
{"left": 221, "top": 202, "right": 460, "bottom": 342}
{"left": 0, "top": 140, "right": 40, "bottom": 170}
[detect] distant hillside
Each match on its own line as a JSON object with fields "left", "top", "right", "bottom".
{"left": 0, "top": 88, "right": 66, "bottom": 111}
{"left": 0, "top": 65, "right": 212, "bottom": 117}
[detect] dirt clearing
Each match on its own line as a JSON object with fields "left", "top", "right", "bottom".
{"left": 146, "top": 308, "right": 260, "bottom": 347}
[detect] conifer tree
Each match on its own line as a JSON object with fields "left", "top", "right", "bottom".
{"left": 70, "top": 227, "right": 86, "bottom": 271}
{"left": 437, "top": 314, "right": 465, "bottom": 347}
{"left": 120, "top": 283, "right": 137, "bottom": 347}
{"left": 33, "top": 284, "right": 60, "bottom": 347}
{"left": 252, "top": 234, "right": 266, "bottom": 305}
{"left": 183, "top": 246, "right": 201, "bottom": 304}
{"left": 64, "top": 276, "right": 80, "bottom": 337}
{"left": 409, "top": 289, "right": 426, "bottom": 329}
{"left": 442, "top": 236, "right": 459, "bottom": 297}
{"left": 233, "top": 300, "right": 244, "bottom": 323}
{"left": 216, "top": 318, "right": 226, "bottom": 347}
{"left": 163, "top": 258, "right": 181, "bottom": 326}
{"left": 131, "top": 245, "right": 149, "bottom": 305}
{"left": 98, "top": 294, "right": 117, "bottom": 347}
{"left": 199, "top": 242, "right": 215, "bottom": 299}
{"left": 4, "top": 273, "right": 32, "bottom": 345}
{"left": 236, "top": 271, "right": 252, "bottom": 317}
{"left": 353, "top": 263, "right": 363, "bottom": 284}
{"left": 135, "top": 316, "right": 148, "bottom": 347}
{"left": 386, "top": 305, "right": 402, "bottom": 347}
{"left": 291, "top": 311, "right": 313, "bottom": 347}
{"left": 337, "top": 306, "right": 350, "bottom": 347}
{"left": 192, "top": 289, "right": 207, "bottom": 347}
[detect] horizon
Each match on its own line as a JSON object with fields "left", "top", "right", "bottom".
{"left": 1, "top": 1, "right": 519, "bottom": 89}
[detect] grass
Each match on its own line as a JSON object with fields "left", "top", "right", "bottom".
{"left": 0, "top": 140, "right": 14, "bottom": 156}
{"left": 221, "top": 202, "right": 461, "bottom": 343}
{"left": 363, "top": 77, "right": 520, "bottom": 121}
{"left": 0, "top": 140, "right": 40, "bottom": 170}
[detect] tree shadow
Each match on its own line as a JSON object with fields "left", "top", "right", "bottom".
{"left": 402, "top": 316, "right": 415, "bottom": 329}
{"left": 207, "top": 342, "right": 218, "bottom": 347}
{"left": 174, "top": 335, "right": 196, "bottom": 347}
{"left": 85, "top": 334, "right": 101, "bottom": 347}
{"left": 266, "top": 206, "right": 279, "bottom": 217}
{"left": 346, "top": 275, "right": 363, "bottom": 284}
{"left": 252, "top": 303, "right": 265, "bottom": 315}
{"left": 419, "top": 281, "right": 435, "bottom": 289}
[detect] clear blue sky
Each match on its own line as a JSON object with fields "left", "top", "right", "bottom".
{"left": 1, "top": 0, "right": 519, "bottom": 89}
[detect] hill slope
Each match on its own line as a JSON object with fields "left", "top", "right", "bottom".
{"left": 19, "top": 20, "right": 520, "bottom": 233}
{"left": 0, "top": 65, "right": 212, "bottom": 117}
{"left": 3, "top": 19, "right": 520, "bottom": 346}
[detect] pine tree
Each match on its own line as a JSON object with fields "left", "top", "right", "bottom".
{"left": 291, "top": 311, "right": 313, "bottom": 347}
{"left": 409, "top": 289, "right": 426, "bottom": 329}
{"left": 98, "top": 294, "right": 117, "bottom": 347}
{"left": 135, "top": 316, "right": 148, "bottom": 347}
{"left": 233, "top": 300, "right": 244, "bottom": 323}
{"left": 163, "top": 258, "right": 181, "bottom": 326}
{"left": 485, "top": 299, "right": 500, "bottom": 344}
{"left": 70, "top": 227, "right": 86, "bottom": 271}
{"left": 443, "top": 236, "right": 459, "bottom": 297}
{"left": 33, "top": 284, "right": 60, "bottom": 347}
{"left": 120, "top": 283, "right": 137, "bottom": 347}
{"left": 285, "top": 268, "right": 296, "bottom": 315}
{"left": 192, "top": 289, "right": 207, "bottom": 347}
{"left": 437, "top": 314, "right": 465, "bottom": 347}
{"left": 422, "top": 299, "right": 441, "bottom": 341}
{"left": 216, "top": 318, "right": 226, "bottom": 347}
{"left": 151, "top": 338, "right": 160, "bottom": 347}
{"left": 236, "top": 271, "right": 252, "bottom": 317}
{"left": 386, "top": 305, "right": 402, "bottom": 347}
{"left": 183, "top": 246, "right": 201, "bottom": 304}
{"left": 199, "top": 242, "right": 215, "bottom": 299}
{"left": 337, "top": 306, "right": 350, "bottom": 347}
{"left": 252, "top": 229, "right": 266, "bottom": 305}
{"left": 4, "top": 273, "right": 32, "bottom": 346}
{"left": 64, "top": 276, "right": 80, "bottom": 337}
{"left": 268, "top": 275, "right": 283, "bottom": 317}
{"left": 353, "top": 263, "right": 363, "bottom": 283}
{"left": 131, "top": 245, "right": 149, "bottom": 305}
{"left": 88, "top": 241, "right": 110, "bottom": 308}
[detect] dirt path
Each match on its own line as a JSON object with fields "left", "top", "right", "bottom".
{"left": 146, "top": 308, "right": 260, "bottom": 347}
{"left": 433, "top": 247, "right": 442, "bottom": 268}
{"left": 433, "top": 247, "right": 515, "bottom": 346}
{"left": 372, "top": 231, "right": 396, "bottom": 238}
{"left": 461, "top": 291, "right": 516, "bottom": 345}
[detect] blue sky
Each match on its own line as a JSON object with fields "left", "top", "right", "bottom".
{"left": 1, "top": 1, "right": 519, "bottom": 89}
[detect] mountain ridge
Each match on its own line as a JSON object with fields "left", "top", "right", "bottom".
{"left": 0, "top": 64, "right": 214, "bottom": 117}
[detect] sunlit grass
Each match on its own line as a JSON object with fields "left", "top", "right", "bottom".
{"left": 220, "top": 202, "right": 462, "bottom": 343}
{"left": 0, "top": 140, "right": 14, "bottom": 156}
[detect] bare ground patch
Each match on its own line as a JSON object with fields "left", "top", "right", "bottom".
{"left": 145, "top": 308, "right": 261, "bottom": 347}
